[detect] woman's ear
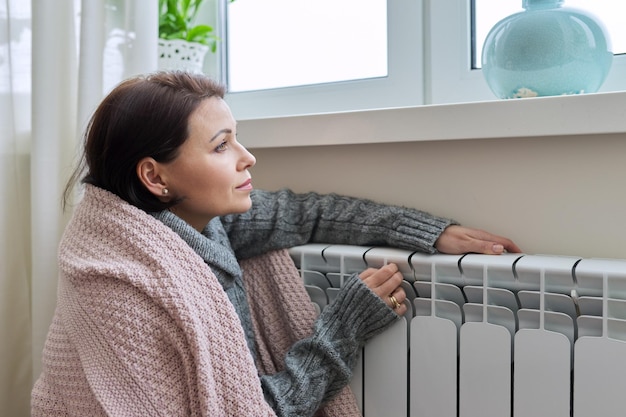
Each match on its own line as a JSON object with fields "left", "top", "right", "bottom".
{"left": 136, "top": 157, "right": 169, "bottom": 199}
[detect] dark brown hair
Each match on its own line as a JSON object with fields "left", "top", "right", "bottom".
{"left": 64, "top": 71, "right": 226, "bottom": 212}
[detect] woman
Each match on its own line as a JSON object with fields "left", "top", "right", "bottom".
{"left": 31, "top": 71, "right": 520, "bottom": 416}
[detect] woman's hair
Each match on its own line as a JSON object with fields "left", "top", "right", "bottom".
{"left": 63, "top": 71, "right": 226, "bottom": 212}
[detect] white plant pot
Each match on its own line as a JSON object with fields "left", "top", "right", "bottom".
{"left": 158, "top": 39, "right": 210, "bottom": 73}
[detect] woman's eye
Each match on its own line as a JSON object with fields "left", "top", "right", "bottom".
{"left": 215, "top": 140, "right": 229, "bottom": 152}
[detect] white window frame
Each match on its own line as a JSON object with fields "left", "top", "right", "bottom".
{"left": 425, "top": 0, "right": 495, "bottom": 104}
{"left": 222, "top": 0, "right": 425, "bottom": 120}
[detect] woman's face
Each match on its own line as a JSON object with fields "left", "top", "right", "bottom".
{"left": 160, "top": 97, "right": 256, "bottom": 230}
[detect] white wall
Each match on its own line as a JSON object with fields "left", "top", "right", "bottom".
{"left": 248, "top": 132, "right": 626, "bottom": 259}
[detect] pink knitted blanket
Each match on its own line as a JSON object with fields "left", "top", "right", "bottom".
{"left": 32, "top": 185, "right": 361, "bottom": 416}
{"left": 32, "top": 186, "right": 275, "bottom": 416}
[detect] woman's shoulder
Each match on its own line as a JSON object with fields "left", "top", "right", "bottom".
{"left": 60, "top": 185, "right": 208, "bottom": 287}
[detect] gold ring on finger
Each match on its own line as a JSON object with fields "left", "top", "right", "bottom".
{"left": 389, "top": 294, "right": 401, "bottom": 309}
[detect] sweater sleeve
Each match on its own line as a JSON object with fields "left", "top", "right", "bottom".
{"left": 259, "top": 274, "right": 398, "bottom": 417}
{"left": 222, "top": 189, "right": 458, "bottom": 259}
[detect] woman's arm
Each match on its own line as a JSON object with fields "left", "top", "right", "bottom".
{"left": 223, "top": 189, "right": 522, "bottom": 259}
{"left": 222, "top": 189, "right": 455, "bottom": 259}
{"left": 259, "top": 270, "right": 400, "bottom": 416}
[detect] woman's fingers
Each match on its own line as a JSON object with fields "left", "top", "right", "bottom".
{"left": 434, "top": 225, "right": 523, "bottom": 255}
{"left": 358, "top": 263, "right": 407, "bottom": 314}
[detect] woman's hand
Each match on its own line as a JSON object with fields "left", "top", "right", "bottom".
{"left": 359, "top": 263, "right": 407, "bottom": 316}
{"left": 434, "top": 225, "right": 522, "bottom": 255}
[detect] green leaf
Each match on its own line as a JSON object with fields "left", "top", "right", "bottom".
{"left": 158, "top": 0, "right": 225, "bottom": 51}
{"left": 209, "top": 39, "right": 218, "bottom": 53}
{"left": 188, "top": 25, "right": 213, "bottom": 37}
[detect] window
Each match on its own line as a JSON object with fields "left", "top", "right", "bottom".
{"left": 227, "top": 0, "right": 387, "bottom": 92}
{"left": 223, "top": 0, "right": 424, "bottom": 120}
{"left": 219, "top": 0, "right": 626, "bottom": 119}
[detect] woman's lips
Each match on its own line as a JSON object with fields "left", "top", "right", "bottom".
{"left": 236, "top": 179, "right": 253, "bottom": 190}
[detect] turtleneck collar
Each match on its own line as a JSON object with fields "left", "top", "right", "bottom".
{"left": 150, "top": 210, "right": 242, "bottom": 280}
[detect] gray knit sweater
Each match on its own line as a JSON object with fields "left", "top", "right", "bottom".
{"left": 153, "top": 189, "right": 455, "bottom": 416}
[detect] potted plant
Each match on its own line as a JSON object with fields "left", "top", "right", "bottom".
{"left": 158, "top": 0, "right": 226, "bottom": 73}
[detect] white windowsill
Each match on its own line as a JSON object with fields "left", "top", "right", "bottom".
{"left": 236, "top": 91, "right": 626, "bottom": 149}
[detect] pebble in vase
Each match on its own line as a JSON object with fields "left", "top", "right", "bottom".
{"left": 481, "top": 0, "right": 613, "bottom": 99}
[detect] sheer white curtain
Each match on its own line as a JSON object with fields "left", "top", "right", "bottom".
{"left": 1, "top": 1, "right": 156, "bottom": 415}
{"left": 0, "top": 1, "right": 32, "bottom": 415}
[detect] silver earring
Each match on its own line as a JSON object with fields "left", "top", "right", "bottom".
{"left": 162, "top": 188, "right": 169, "bottom": 195}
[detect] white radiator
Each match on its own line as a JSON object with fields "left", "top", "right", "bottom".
{"left": 288, "top": 244, "right": 626, "bottom": 417}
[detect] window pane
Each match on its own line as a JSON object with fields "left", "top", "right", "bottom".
{"left": 473, "top": 0, "right": 626, "bottom": 69}
{"left": 226, "top": 0, "right": 387, "bottom": 92}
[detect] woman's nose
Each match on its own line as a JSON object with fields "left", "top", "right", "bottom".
{"left": 239, "top": 143, "right": 256, "bottom": 169}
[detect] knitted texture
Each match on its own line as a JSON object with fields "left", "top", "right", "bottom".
{"left": 154, "top": 203, "right": 392, "bottom": 416}
{"left": 153, "top": 210, "right": 260, "bottom": 359}
{"left": 240, "top": 250, "right": 362, "bottom": 417}
{"left": 224, "top": 189, "right": 457, "bottom": 261}
{"left": 31, "top": 185, "right": 276, "bottom": 417}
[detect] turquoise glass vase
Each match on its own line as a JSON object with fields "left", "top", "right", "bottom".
{"left": 481, "top": 0, "right": 613, "bottom": 99}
